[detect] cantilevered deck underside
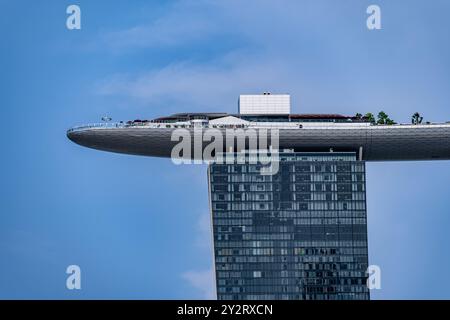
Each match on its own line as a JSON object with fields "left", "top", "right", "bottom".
{"left": 67, "top": 124, "right": 450, "bottom": 161}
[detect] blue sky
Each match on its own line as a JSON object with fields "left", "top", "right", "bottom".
{"left": 0, "top": 0, "right": 449, "bottom": 299}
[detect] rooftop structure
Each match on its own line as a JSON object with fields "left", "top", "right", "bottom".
{"left": 239, "top": 93, "right": 291, "bottom": 115}
{"left": 67, "top": 111, "right": 450, "bottom": 161}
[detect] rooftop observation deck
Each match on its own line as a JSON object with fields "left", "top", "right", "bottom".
{"left": 67, "top": 112, "right": 450, "bottom": 133}
{"left": 67, "top": 113, "right": 366, "bottom": 133}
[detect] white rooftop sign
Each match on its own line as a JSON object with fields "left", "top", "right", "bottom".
{"left": 239, "top": 93, "right": 291, "bottom": 115}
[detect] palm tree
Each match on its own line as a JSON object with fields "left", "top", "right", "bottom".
{"left": 364, "top": 113, "right": 375, "bottom": 123}
{"left": 411, "top": 112, "right": 423, "bottom": 125}
{"left": 377, "top": 111, "right": 396, "bottom": 125}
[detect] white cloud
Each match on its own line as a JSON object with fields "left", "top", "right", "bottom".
{"left": 102, "top": 16, "right": 213, "bottom": 51}
{"left": 96, "top": 56, "right": 298, "bottom": 112}
{"left": 181, "top": 268, "right": 216, "bottom": 299}
{"left": 181, "top": 213, "right": 214, "bottom": 299}
{"left": 94, "top": 0, "right": 319, "bottom": 111}
{"left": 100, "top": 0, "right": 230, "bottom": 52}
{"left": 194, "top": 212, "right": 213, "bottom": 250}
{"left": 93, "top": 1, "right": 365, "bottom": 113}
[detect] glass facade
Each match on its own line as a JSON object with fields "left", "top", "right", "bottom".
{"left": 208, "top": 152, "right": 369, "bottom": 300}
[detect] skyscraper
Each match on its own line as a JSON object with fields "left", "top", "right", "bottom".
{"left": 209, "top": 152, "right": 369, "bottom": 300}
{"left": 67, "top": 93, "right": 450, "bottom": 299}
